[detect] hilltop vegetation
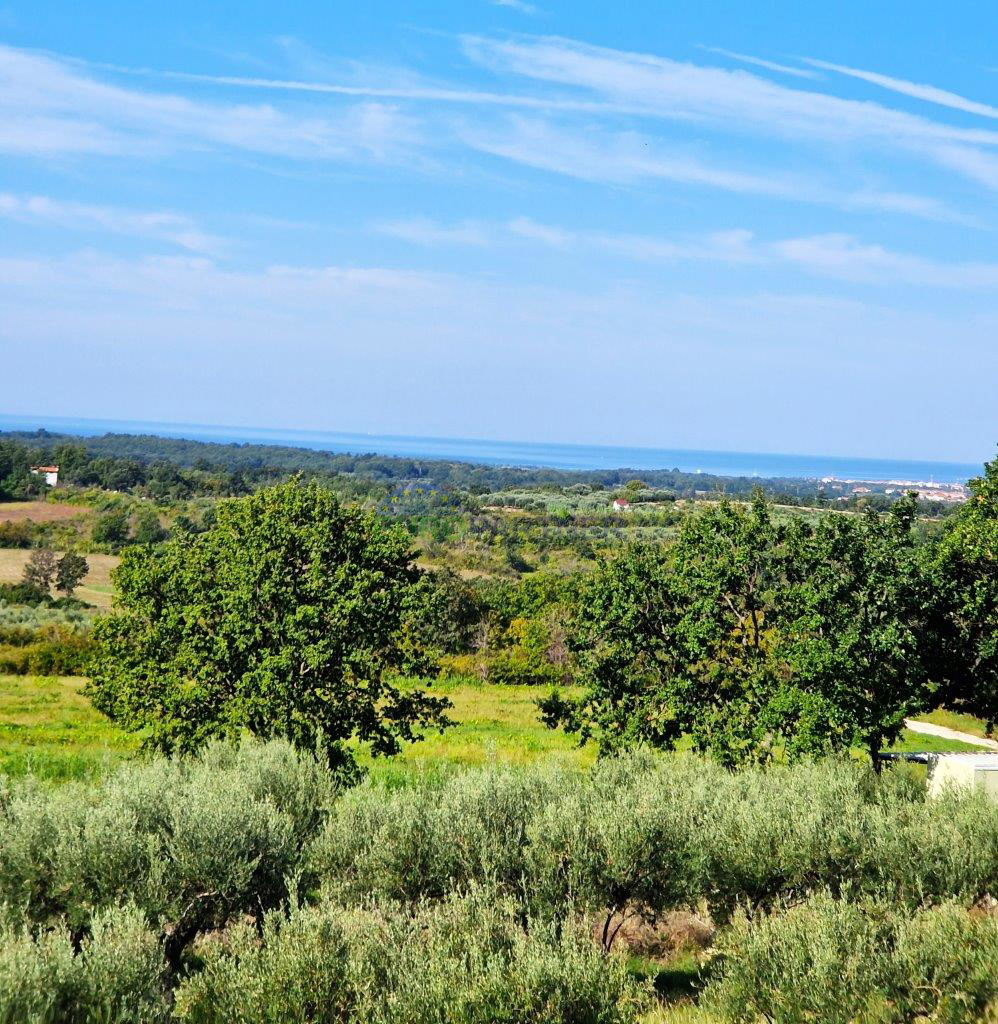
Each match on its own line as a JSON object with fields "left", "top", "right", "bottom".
{"left": 1, "top": 435, "right": 997, "bottom": 1020}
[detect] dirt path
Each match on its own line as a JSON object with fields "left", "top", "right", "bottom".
{"left": 905, "top": 719, "right": 998, "bottom": 751}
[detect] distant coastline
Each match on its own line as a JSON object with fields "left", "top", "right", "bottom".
{"left": 0, "top": 414, "right": 981, "bottom": 485}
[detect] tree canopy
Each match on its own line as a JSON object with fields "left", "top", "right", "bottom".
{"left": 88, "top": 479, "right": 451, "bottom": 772}
{"left": 542, "top": 494, "right": 948, "bottom": 766}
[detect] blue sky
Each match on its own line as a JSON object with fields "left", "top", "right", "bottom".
{"left": 1, "top": 1, "right": 996, "bottom": 462}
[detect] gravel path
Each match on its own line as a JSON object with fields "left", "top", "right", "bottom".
{"left": 904, "top": 719, "right": 998, "bottom": 751}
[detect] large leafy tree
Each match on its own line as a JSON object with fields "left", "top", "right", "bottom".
{"left": 775, "top": 496, "right": 935, "bottom": 763}
{"left": 542, "top": 498, "right": 788, "bottom": 767}
{"left": 930, "top": 453, "right": 998, "bottom": 730}
{"left": 88, "top": 479, "right": 450, "bottom": 771}
{"left": 544, "top": 495, "right": 938, "bottom": 766}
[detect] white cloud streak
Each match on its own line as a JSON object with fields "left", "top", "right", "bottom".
{"left": 803, "top": 57, "right": 998, "bottom": 120}
{"left": 375, "top": 218, "right": 491, "bottom": 246}
{"left": 700, "top": 47, "right": 819, "bottom": 80}
{"left": 376, "top": 214, "right": 998, "bottom": 290}
{"left": 0, "top": 44, "right": 420, "bottom": 162}
{"left": 0, "top": 193, "right": 224, "bottom": 252}
{"left": 491, "top": 0, "right": 539, "bottom": 14}
{"left": 463, "top": 116, "right": 972, "bottom": 222}
{"left": 461, "top": 35, "right": 998, "bottom": 191}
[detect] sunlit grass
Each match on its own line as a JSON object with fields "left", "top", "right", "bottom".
{"left": 0, "top": 671, "right": 982, "bottom": 787}
{"left": 0, "top": 674, "right": 137, "bottom": 781}
{"left": 916, "top": 707, "right": 992, "bottom": 740}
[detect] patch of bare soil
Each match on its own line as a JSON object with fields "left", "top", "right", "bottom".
{"left": 0, "top": 501, "right": 87, "bottom": 524}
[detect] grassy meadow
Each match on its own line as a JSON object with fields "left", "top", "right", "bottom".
{"left": 0, "top": 672, "right": 982, "bottom": 786}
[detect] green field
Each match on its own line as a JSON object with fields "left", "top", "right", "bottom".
{"left": 0, "top": 673, "right": 981, "bottom": 785}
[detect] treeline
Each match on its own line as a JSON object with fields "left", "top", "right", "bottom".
{"left": 2, "top": 429, "right": 896, "bottom": 503}
{"left": 3, "top": 743, "right": 998, "bottom": 1022}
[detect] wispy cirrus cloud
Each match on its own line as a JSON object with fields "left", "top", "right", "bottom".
{"left": 803, "top": 57, "right": 998, "bottom": 120}
{"left": 700, "top": 46, "right": 819, "bottom": 80}
{"left": 0, "top": 44, "right": 420, "bottom": 162}
{"left": 375, "top": 217, "right": 491, "bottom": 246}
{"left": 0, "top": 193, "right": 225, "bottom": 253}
{"left": 463, "top": 116, "right": 973, "bottom": 223}
{"left": 461, "top": 35, "right": 998, "bottom": 191}
{"left": 464, "top": 115, "right": 806, "bottom": 194}
{"left": 14, "top": 35, "right": 990, "bottom": 220}
{"left": 373, "top": 214, "right": 998, "bottom": 290}
{"left": 491, "top": 0, "right": 540, "bottom": 14}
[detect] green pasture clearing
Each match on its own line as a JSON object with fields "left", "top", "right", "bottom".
{"left": 918, "top": 707, "right": 993, "bottom": 740}
{"left": 0, "top": 674, "right": 137, "bottom": 781}
{"left": 0, "top": 673, "right": 982, "bottom": 786}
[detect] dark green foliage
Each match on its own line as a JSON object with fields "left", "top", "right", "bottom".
{"left": 55, "top": 551, "right": 89, "bottom": 597}
{"left": 88, "top": 480, "right": 450, "bottom": 769}
{"left": 0, "top": 581, "right": 51, "bottom": 606}
{"left": 21, "top": 548, "right": 58, "bottom": 593}
{"left": 91, "top": 508, "right": 131, "bottom": 550}
{"left": 131, "top": 505, "right": 167, "bottom": 545}
{"left": 930, "top": 453, "right": 998, "bottom": 730}
{"left": 0, "top": 441, "right": 41, "bottom": 501}
{"left": 2, "top": 430, "right": 932, "bottom": 510}
{"left": 399, "top": 568, "right": 483, "bottom": 672}
{"left": 545, "top": 495, "right": 941, "bottom": 765}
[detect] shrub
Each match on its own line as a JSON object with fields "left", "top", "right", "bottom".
{"left": 310, "top": 763, "right": 569, "bottom": 902}
{"left": 0, "top": 740, "right": 343, "bottom": 968}
{"left": 0, "top": 904, "right": 169, "bottom": 1024}
{"left": 707, "top": 896, "right": 998, "bottom": 1024}
{"left": 0, "top": 627, "right": 94, "bottom": 675}
{"left": 176, "top": 890, "right": 648, "bottom": 1024}
{"left": 526, "top": 754, "right": 706, "bottom": 948}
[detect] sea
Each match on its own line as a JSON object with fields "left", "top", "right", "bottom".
{"left": 0, "top": 414, "right": 981, "bottom": 485}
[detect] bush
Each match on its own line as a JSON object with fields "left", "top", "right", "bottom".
{"left": 526, "top": 754, "right": 705, "bottom": 947}
{"left": 707, "top": 895, "right": 998, "bottom": 1024}
{"left": 0, "top": 627, "right": 94, "bottom": 675}
{"left": 0, "top": 740, "right": 343, "bottom": 967}
{"left": 176, "top": 890, "right": 648, "bottom": 1024}
{"left": 0, "top": 904, "right": 169, "bottom": 1024}
{"left": 0, "top": 582, "right": 50, "bottom": 606}
{"left": 0, "top": 520, "right": 34, "bottom": 548}
{"left": 310, "top": 763, "right": 569, "bottom": 902}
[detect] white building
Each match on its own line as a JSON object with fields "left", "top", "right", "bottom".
{"left": 30, "top": 465, "right": 59, "bottom": 487}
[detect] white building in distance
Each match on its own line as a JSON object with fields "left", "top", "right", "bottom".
{"left": 30, "top": 465, "right": 59, "bottom": 487}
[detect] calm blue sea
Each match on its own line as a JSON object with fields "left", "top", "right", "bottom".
{"left": 0, "top": 414, "right": 980, "bottom": 484}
